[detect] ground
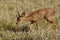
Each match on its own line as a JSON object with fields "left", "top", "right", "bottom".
{"left": 0, "top": 0, "right": 60, "bottom": 40}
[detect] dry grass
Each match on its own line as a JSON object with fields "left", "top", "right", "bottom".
{"left": 0, "top": 0, "right": 60, "bottom": 40}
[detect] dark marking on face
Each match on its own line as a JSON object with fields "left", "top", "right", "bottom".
{"left": 16, "top": 16, "right": 20, "bottom": 24}
{"left": 31, "top": 20, "right": 35, "bottom": 24}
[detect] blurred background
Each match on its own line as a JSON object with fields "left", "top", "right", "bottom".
{"left": 0, "top": 0, "right": 60, "bottom": 40}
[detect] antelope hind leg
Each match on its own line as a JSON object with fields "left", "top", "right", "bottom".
{"left": 45, "top": 16, "right": 57, "bottom": 27}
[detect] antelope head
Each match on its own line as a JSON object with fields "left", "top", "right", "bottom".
{"left": 16, "top": 10, "right": 26, "bottom": 24}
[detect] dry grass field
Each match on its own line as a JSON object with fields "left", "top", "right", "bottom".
{"left": 0, "top": 0, "right": 60, "bottom": 40}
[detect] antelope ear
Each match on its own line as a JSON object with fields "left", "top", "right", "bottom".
{"left": 21, "top": 10, "right": 26, "bottom": 17}
{"left": 16, "top": 11, "right": 20, "bottom": 17}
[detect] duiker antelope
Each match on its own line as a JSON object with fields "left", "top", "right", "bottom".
{"left": 16, "top": 8, "right": 57, "bottom": 29}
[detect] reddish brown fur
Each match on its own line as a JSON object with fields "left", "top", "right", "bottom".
{"left": 24, "top": 8, "right": 55, "bottom": 21}
{"left": 16, "top": 8, "right": 57, "bottom": 29}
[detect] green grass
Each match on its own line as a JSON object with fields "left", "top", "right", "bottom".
{"left": 0, "top": 0, "right": 60, "bottom": 40}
